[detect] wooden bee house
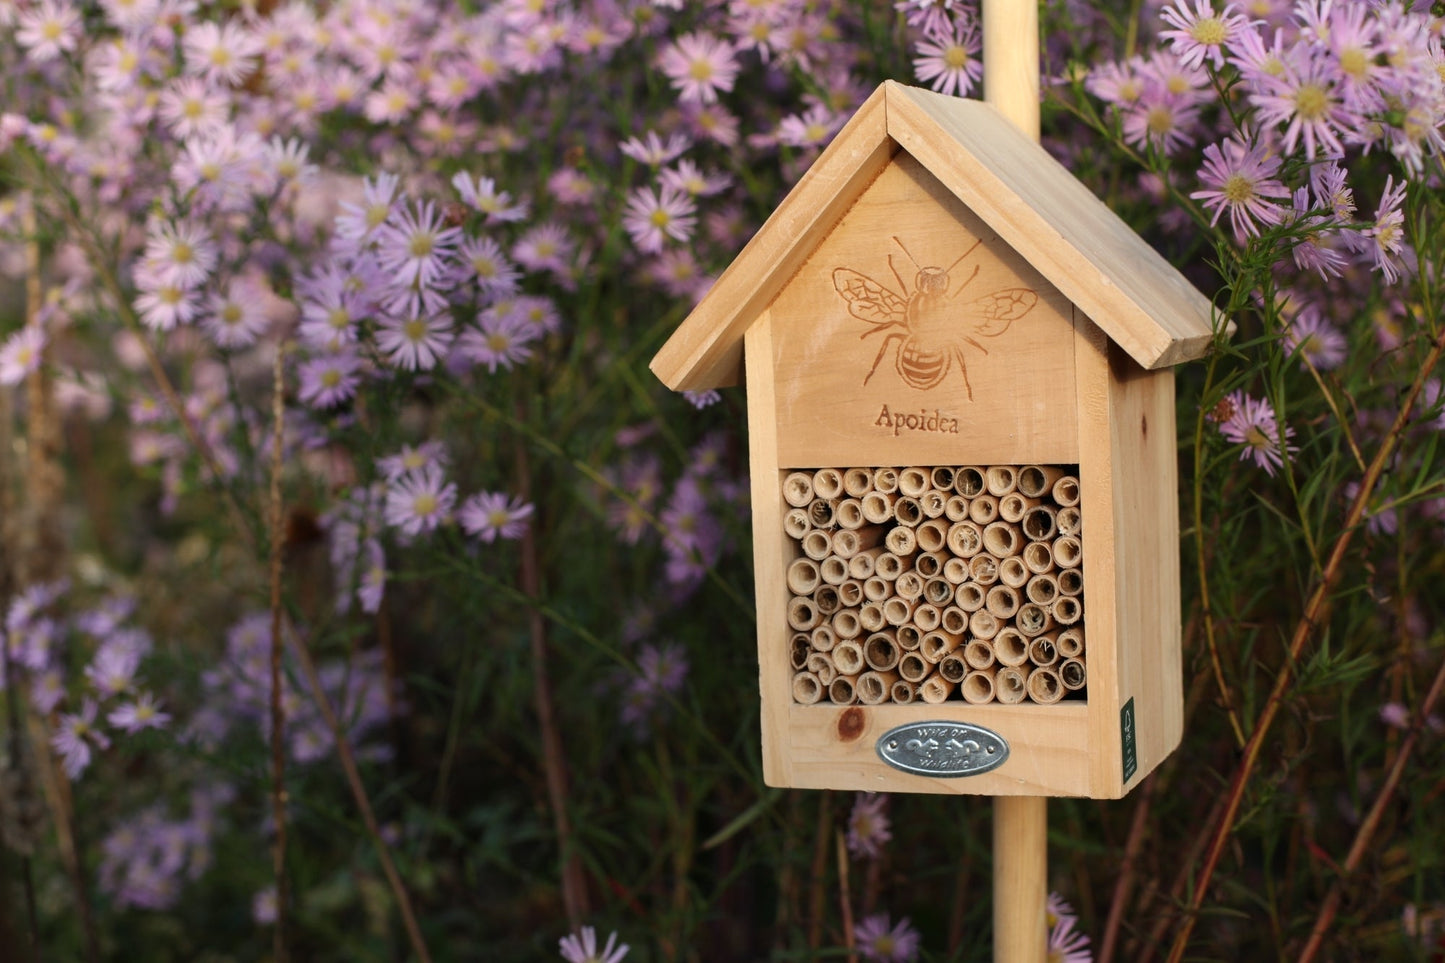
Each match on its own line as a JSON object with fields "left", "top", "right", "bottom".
{"left": 651, "top": 81, "right": 1215, "bottom": 799}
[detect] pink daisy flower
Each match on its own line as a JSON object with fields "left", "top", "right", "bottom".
{"left": 512, "top": 223, "right": 575, "bottom": 277}
{"left": 854, "top": 913, "right": 920, "bottom": 962}
{"left": 384, "top": 464, "right": 456, "bottom": 538}
{"left": 459, "top": 491, "right": 534, "bottom": 543}
{"left": 297, "top": 351, "right": 363, "bottom": 409}
{"left": 1283, "top": 304, "right": 1346, "bottom": 370}
{"left": 15, "top": 0, "right": 82, "bottom": 63}
{"left": 183, "top": 20, "right": 262, "bottom": 87}
{"left": 1248, "top": 45, "right": 1352, "bottom": 160}
{"left": 335, "top": 172, "right": 402, "bottom": 245}
{"left": 144, "top": 219, "right": 218, "bottom": 290}
{"left": 52, "top": 699, "right": 110, "bottom": 779}
{"left": 1190, "top": 137, "right": 1291, "bottom": 242}
{"left": 657, "top": 32, "right": 739, "bottom": 104}
{"left": 458, "top": 308, "right": 537, "bottom": 373}
{"left": 912, "top": 18, "right": 983, "bottom": 98}
{"left": 374, "top": 200, "right": 462, "bottom": 290}
{"left": 0, "top": 326, "right": 46, "bottom": 386}
{"left": 1355, "top": 175, "right": 1409, "bottom": 285}
{"left": 1213, "top": 390, "right": 1297, "bottom": 475}
{"left": 456, "top": 236, "right": 521, "bottom": 299}
{"left": 846, "top": 793, "right": 892, "bottom": 859}
{"left": 621, "top": 185, "right": 697, "bottom": 253}
{"left": 451, "top": 172, "right": 529, "bottom": 222}
{"left": 376, "top": 442, "right": 448, "bottom": 482}
{"left": 374, "top": 313, "right": 454, "bottom": 371}
{"left": 1159, "top": 0, "right": 1250, "bottom": 71}
{"left": 107, "top": 692, "right": 171, "bottom": 734}
{"left": 619, "top": 130, "right": 691, "bottom": 166}
{"left": 558, "top": 926, "right": 628, "bottom": 963}
{"left": 202, "top": 278, "right": 271, "bottom": 349}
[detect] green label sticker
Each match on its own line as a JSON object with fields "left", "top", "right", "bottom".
{"left": 1121, "top": 698, "right": 1138, "bottom": 784}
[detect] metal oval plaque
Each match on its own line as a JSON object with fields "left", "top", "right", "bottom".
{"left": 875, "top": 721, "right": 1009, "bottom": 777}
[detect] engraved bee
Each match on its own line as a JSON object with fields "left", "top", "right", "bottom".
{"left": 833, "top": 236, "right": 1038, "bottom": 399}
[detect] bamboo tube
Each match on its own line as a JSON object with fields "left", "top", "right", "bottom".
{"left": 858, "top": 601, "right": 886, "bottom": 633}
{"left": 999, "top": 491, "right": 1038, "bottom": 523}
{"left": 1052, "top": 534, "right": 1082, "bottom": 569}
{"left": 863, "top": 576, "right": 891, "bottom": 603}
{"left": 1052, "top": 596, "right": 1082, "bottom": 626}
{"left": 943, "top": 557, "right": 970, "bottom": 585}
{"left": 836, "top": 498, "right": 865, "bottom": 530}
{"left": 885, "top": 525, "right": 917, "bottom": 555}
{"left": 828, "top": 675, "right": 857, "bottom": 704}
{"left": 848, "top": 546, "right": 883, "bottom": 579}
{"left": 793, "top": 671, "right": 824, "bottom": 704}
{"left": 945, "top": 494, "right": 969, "bottom": 521}
{"left": 838, "top": 579, "right": 865, "bottom": 607}
{"left": 819, "top": 555, "right": 849, "bottom": 586}
{"left": 875, "top": 551, "right": 911, "bottom": 580}
{"left": 864, "top": 631, "right": 900, "bottom": 671}
{"left": 969, "top": 554, "right": 1000, "bottom": 585}
{"left": 1017, "top": 465, "right": 1065, "bottom": 498}
{"left": 787, "top": 557, "right": 821, "bottom": 595}
{"left": 783, "top": 508, "right": 810, "bottom": 539}
{"left": 913, "top": 602, "right": 941, "bottom": 632}
{"left": 787, "top": 597, "right": 820, "bottom": 631}
{"left": 930, "top": 466, "right": 956, "bottom": 491}
{"left": 999, "top": 556, "right": 1030, "bottom": 588}
{"left": 955, "top": 583, "right": 986, "bottom": 612}
{"left": 833, "top": 640, "right": 865, "bottom": 675}
{"left": 969, "top": 609, "right": 1001, "bottom": 640}
{"left": 1056, "top": 627, "right": 1084, "bottom": 658}
{"left": 1056, "top": 568, "right": 1083, "bottom": 596}
{"left": 968, "top": 493, "right": 1000, "bottom": 524}
{"left": 802, "top": 529, "right": 832, "bottom": 560}
{"left": 812, "top": 467, "right": 844, "bottom": 499}
{"left": 993, "top": 628, "right": 1030, "bottom": 667}
{"left": 872, "top": 466, "right": 899, "bottom": 493}
{"left": 894, "top": 571, "right": 924, "bottom": 601}
{"left": 939, "top": 652, "right": 968, "bottom": 684}
{"left": 882, "top": 597, "right": 913, "bottom": 627}
{"left": 995, "top": 665, "right": 1030, "bottom": 705}
{"left": 986, "top": 465, "right": 1018, "bottom": 496}
{"left": 808, "top": 497, "right": 837, "bottom": 529}
{"left": 857, "top": 670, "right": 899, "bottom": 705}
{"left": 941, "top": 606, "right": 969, "bottom": 635}
{"left": 861, "top": 490, "right": 896, "bottom": 524}
{"left": 1021, "top": 505, "right": 1058, "bottom": 542}
{"left": 986, "top": 584, "right": 1020, "bottom": 620}
{"left": 894, "top": 495, "right": 923, "bottom": 526}
{"left": 916, "top": 518, "right": 948, "bottom": 552}
{"left": 814, "top": 585, "right": 841, "bottom": 615}
{"left": 920, "top": 629, "right": 962, "bottom": 663}
{"left": 806, "top": 652, "right": 837, "bottom": 685}
{"left": 1060, "top": 658, "right": 1086, "bottom": 691}
{"left": 923, "top": 577, "right": 953, "bottom": 606}
{"left": 898, "top": 651, "right": 930, "bottom": 682}
{"left": 920, "top": 489, "right": 947, "bottom": 518}
{"left": 832, "top": 608, "right": 862, "bottom": 640}
{"left": 1026, "top": 666, "right": 1065, "bottom": 704}
{"left": 891, "top": 679, "right": 918, "bottom": 704}
{"left": 899, "top": 466, "right": 929, "bottom": 497}
{"left": 915, "top": 551, "right": 944, "bottom": 579}
{"left": 1022, "top": 541, "right": 1054, "bottom": 575}
{"left": 1056, "top": 506, "right": 1082, "bottom": 536}
{"left": 1025, "top": 573, "right": 1059, "bottom": 606}
{"left": 896, "top": 624, "right": 923, "bottom": 651}
{"left": 983, "top": 521, "right": 1021, "bottom": 558}
{"left": 810, "top": 625, "right": 837, "bottom": 652}
{"left": 961, "top": 666, "right": 997, "bottom": 704}
{"left": 965, "top": 638, "right": 997, "bottom": 670}
{"left": 955, "top": 466, "right": 986, "bottom": 497}
{"left": 783, "top": 471, "right": 814, "bottom": 507}
{"left": 1051, "top": 474, "right": 1081, "bottom": 507}
{"left": 1015, "top": 602, "right": 1053, "bottom": 637}
{"left": 1028, "top": 634, "right": 1059, "bottom": 668}
{"left": 920, "top": 674, "right": 956, "bottom": 704}
{"left": 946, "top": 520, "right": 983, "bottom": 557}
{"left": 843, "top": 467, "right": 873, "bottom": 497}
{"left": 791, "top": 633, "right": 811, "bottom": 669}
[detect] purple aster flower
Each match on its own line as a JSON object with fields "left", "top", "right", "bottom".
{"left": 777, "top": 105, "right": 846, "bottom": 149}
{"left": 85, "top": 643, "right": 141, "bottom": 698}
{"left": 659, "top": 160, "right": 731, "bottom": 198}
{"left": 1354, "top": 175, "right": 1410, "bottom": 285}
{"left": 458, "top": 307, "right": 537, "bottom": 373}
{"left": 458, "top": 491, "right": 533, "bottom": 542}
{"left": 52, "top": 699, "right": 111, "bottom": 779}
{"left": 156, "top": 78, "right": 232, "bottom": 140}
{"left": 1047, "top": 893, "right": 1093, "bottom": 962}
{"left": 1213, "top": 390, "right": 1297, "bottom": 476}
{"left": 1248, "top": 45, "right": 1353, "bottom": 160}
{"left": 1283, "top": 304, "right": 1346, "bottom": 370}
{"left": 847, "top": 793, "right": 893, "bottom": 859}
{"left": 894, "top": 0, "right": 960, "bottom": 38}
{"left": 0, "top": 326, "right": 46, "bottom": 387}
{"left": 357, "top": 539, "right": 386, "bottom": 614}
{"left": 133, "top": 264, "right": 203, "bottom": 332}
{"left": 457, "top": 236, "right": 522, "bottom": 299}
{"left": 384, "top": 464, "right": 456, "bottom": 538}
{"left": 618, "top": 130, "right": 691, "bottom": 167}
{"left": 374, "top": 200, "right": 462, "bottom": 290}
{"left": 658, "top": 32, "right": 739, "bottom": 104}
{"left": 512, "top": 222, "right": 575, "bottom": 277}
{"left": 1190, "top": 137, "right": 1291, "bottom": 242}
{"left": 297, "top": 351, "right": 363, "bottom": 409}
{"left": 374, "top": 312, "right": 453, "bottom": 371}
{"left": 183, "top": 20, "right": 262, "bottom": 87}
{"left": 15, "top": 0, "right": 82, "bottom": 62}
{"left": 912, "top": 18, "right": 984, "bottom": 98}
{"left": 201, "top": 277, "right": 271, "bottom": 349}
{"left": 558, "top": 925, "right": 628, "bottom": 963}
{"left": 334, "top": 172, "right": 402, "bottom": 246}
{"left": 451, "top": 172, "right": 529, "bottom": 222}
{"left": 377, "top": 442, "right": 448, "bottom": 482}
{"left": 622, "top": 185, "right": 697, "bottom": 254}
{"left": 854, "top": 913, "right": 921, "bottom": 962}
{"left": 683, "top": 390, "right": 720, "bottom": 409}
{"left": 108, "top": 692, "right": 172, "bottom": 734}
{"left": 1159, "top": 0, "right": 1249, "bottom": 71}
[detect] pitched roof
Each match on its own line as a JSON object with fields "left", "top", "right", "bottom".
{"left": 652, "top": 81, "right": 1218, "bottom": 392}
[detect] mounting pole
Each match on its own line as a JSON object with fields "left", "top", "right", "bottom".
{"left": 982, "top": 1, "right": 1047, "bottom": 961}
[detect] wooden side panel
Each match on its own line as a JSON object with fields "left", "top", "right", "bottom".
{"left": 770, "top": 152, "right": 1077, "bottom": 468}
{"left": 1105, "top": 338, "right": 1184, "bottom": 791}
{"left": 652, "top": 86, "right": 897, "bottom": 392}
{"left": 745, "top": 315, "right": 794, "bottom": 787}
{"left": 786, "top": 703, "right": 1092, "bottom": 796}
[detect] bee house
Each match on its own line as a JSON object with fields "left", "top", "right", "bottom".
{"left": 651, "top": 81, "right": 1216, "bottom": 798}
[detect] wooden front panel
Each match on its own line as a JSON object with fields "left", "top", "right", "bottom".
{"left": 769, "top": 151, "right": 1077, "bottom": 469}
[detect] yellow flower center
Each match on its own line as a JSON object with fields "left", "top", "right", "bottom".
{"left": 649, "top": 208, "right": 672, "bottom": 228}
{"left": 413, "top": 493, "right": 438, "bottom": 516}
{"left": 1339, "top": 47, "right": 1369, "bottom": 78}
{"left": 487, "top": 332, "right": 511, "bottom": 352}
{"left": 1189, "top": 17, "right": 1226, "bottom": 46}
{"left": 944, "top": 44, "right": 970, "bottom": 70}
{"left": 408, "top": 232, "right": 435, "bottom": 258}
{"left": 403, "top": 318, "right": 428, "bottom": 341}
{"left": 1222, "top": 173, "right": 1255, "bottom": 204}
{"left": 320, "top": 369, "right": 341, "bottom": 388}
{"left": 1294, "top": 84, "right": 1329, "bottom": 120}
{"left": 688, "top": 59, "right": 714, "bottom": 82}
{"left": 328, "top": 307, "right": 350, "bottom": 330}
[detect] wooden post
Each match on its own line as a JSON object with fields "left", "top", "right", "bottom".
{"left": 984, "top": 1, "right": 1047, "bottom": 961}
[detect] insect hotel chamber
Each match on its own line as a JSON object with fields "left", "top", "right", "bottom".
{"left": 651, "top": 81, "right": 1216, "bottom": 799}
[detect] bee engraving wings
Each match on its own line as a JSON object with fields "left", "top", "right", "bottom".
{"left": 832, "top": 268, "right": 907, "bottom": 326}
{"left": 970, "top": 288, "right": 1038, "bottom": 336}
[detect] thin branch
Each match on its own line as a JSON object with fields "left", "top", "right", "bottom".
{"left": 267, "top": 343, "right": 289, "bottom": 962}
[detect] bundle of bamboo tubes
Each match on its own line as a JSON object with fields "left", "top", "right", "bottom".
{"left": 784, "top": 465, "right": 1085, "bottom": 706}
